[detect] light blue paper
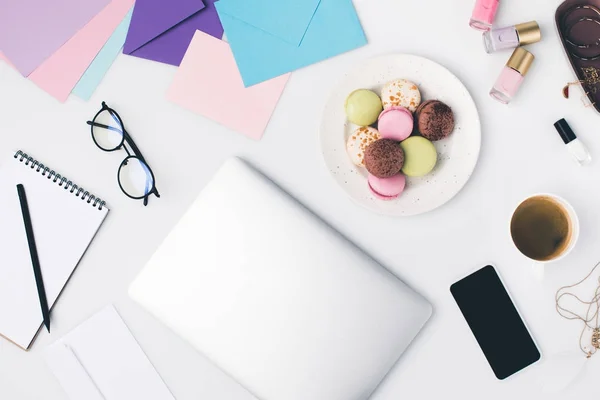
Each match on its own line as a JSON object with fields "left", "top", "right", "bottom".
{"left": 72, "top": 9, "right": 133, "bottom": 100}
{"left": 215, "top": 0, "right": 321, "bottom": 46}
{"left": 216, "top": 0, "right": 367, "bottom": 87}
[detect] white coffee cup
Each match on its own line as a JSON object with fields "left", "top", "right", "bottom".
{"left": 510, "top": 194, "right": 579, "bottom": 279}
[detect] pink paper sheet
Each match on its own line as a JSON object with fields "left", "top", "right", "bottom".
{"left": 0, "top": 51, "right": 14, "bottom": 68}
{"left": 167, "top": 31, "right": 289, "bottom": 140}
{"left": 29, "top": 0, "right": 134, "bottom": 102}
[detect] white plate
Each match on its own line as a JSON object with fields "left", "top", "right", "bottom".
{"left": 319, "top": 54, "right": 481, "bottom": 216}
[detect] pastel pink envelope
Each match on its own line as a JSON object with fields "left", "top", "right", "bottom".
{"left": 0, "top": 51, "right": 11, "bottom": 67}
{"left": 167, "top": 31, "right": 290, "bottom": 140}
{"left": 28, "top": 0, "right": 135, "bottom": 102}
{"left": 368, "top": 173, "right": 406, "bottom": 201}
{"left": 378, "top": 106, "right": 413, "bottom": 141}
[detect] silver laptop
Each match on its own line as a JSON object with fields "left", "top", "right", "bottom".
{"left": 129, "top": 158, "right": 432, "bottom": 400}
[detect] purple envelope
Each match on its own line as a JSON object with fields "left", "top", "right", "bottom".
{"left": 123, "top": 0, "right": 223, "bottom": 66}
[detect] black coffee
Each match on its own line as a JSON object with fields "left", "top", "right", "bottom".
{"left": 510, "top": 196, "right": 572, "bottom": 261}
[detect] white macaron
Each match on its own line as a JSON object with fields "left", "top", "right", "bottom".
{"left": 381, "top": 79, "right": 421, "bottom": 112}
{"left": 346, "top": 126, "right": 380, "bottom": 167}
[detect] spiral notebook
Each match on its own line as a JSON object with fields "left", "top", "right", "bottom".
{"left": 0, "top": 151, "right": 109, "bottom": 350}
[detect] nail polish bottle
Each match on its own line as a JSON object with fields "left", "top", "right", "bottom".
{"left": 554, "top": 118, "right": 592, "bottom": 166}
{"left": 490, "top": 48, "right": 534, "bottom": 104}
{"left": 470, "top": 0, "right": 500, "bottom": 31}
{"left": 483, "top": 21, "right": 541, "bottom": 53}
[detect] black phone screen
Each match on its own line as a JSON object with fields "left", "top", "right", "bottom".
{"left": 450, "top": 265, "right": 541, "bottom": 380}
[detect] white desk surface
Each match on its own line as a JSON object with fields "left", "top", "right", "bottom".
{"left": 1, "top": 0, "right": 599, "bottom": 398}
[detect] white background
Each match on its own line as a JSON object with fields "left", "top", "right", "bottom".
{"left": 1, "top": 0, "right": 600, "bottom": 398}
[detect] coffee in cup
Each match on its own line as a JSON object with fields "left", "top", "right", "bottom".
{"left": 510, "top": 194, "right": 578, "bottom": 262}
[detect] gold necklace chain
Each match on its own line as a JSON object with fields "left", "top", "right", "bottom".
{"left": 555, "top": 261, "right": 600, "bottom": 358}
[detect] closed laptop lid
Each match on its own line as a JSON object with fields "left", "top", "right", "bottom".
{"left": 129, "top": 158, "right": 432, "bottom": 400}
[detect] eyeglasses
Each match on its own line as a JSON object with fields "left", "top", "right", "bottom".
{"left": 86, "top": 102, "right": 160, "bottom": 206}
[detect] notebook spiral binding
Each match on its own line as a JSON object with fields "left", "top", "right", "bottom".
{"left": 14, "top": 150, "right": 106, "bottom": 211}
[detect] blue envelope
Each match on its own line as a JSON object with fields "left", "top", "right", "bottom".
{"left": 215, "top": 0, "right": 321, "bottom": 46}
{"left": 215, "top": 0, "right": 367, "bottom": 87}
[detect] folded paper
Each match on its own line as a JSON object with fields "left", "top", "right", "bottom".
{"left": 216, "top": 0, "right": 367, "bottom": 87}
{"left": 45, "top": 306, "right": 174, "bottom": 400}
{"left": 124, "top": 0, "right": 223, "bottom": 66}
{"left": 28, "top": 0, "right": 134, "bottom": 102}
{"left": 216, "top": 0, "right": 321, "bottom": 46}
{"left": 73, "top": 10, "right": 134, "bottom": 101}
{"left": 167, "top": 31, "right": 289, "bottom": 140}
{"left": 0, "top": 0, "right": 110, "bottom": 76}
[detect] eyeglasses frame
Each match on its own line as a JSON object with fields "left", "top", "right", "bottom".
{"left": 86, "top": 101, "right": 160, "bottom": 206}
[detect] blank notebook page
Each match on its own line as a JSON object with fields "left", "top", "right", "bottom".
{"left": 0, "top": 152, "right": 108, "bottom": 350}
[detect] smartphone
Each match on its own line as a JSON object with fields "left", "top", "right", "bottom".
{"left": 450, "top": 265, "right": 541, "bottom": 380}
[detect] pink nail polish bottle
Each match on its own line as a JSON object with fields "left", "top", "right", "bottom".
{"left": 470, "top": 0, "right": 500, "bottom": 31}
{"left": 490, "top": 48, "right": 534, "bottom": 104}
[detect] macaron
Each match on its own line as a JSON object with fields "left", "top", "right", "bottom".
{"left": 381, "top": 79, "right": 421, "bottom": 112}
{"left": 346, "top": 126, "right": 381, "bottom": 167}
{"left": 415, "top": 100, "right": 455, "bottom": 141}
{"left": 345, "top": 89, "right": 383, "bottom": 126}
{"left": 368, "top": 173, "right": 406, "bottom": 201}
{"left": 400, "top": 137, "right": 437, "bottom": 177}
{"left": 364, "top": 138, "right": 404, "bottom": 178}
{"left": 377, "top": 106, "right": 414, "bottom": 141}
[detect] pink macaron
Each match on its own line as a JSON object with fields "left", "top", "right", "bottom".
{"left": 377, "top": 106, "right": 414, "bottom": 141}
{"left": 368, "top": 173, "right": 406, "bottom": 201}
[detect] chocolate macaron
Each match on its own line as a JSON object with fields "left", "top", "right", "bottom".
{"left": 364, "top": 139, "right": 404, "bottom": 178}
{"left": 415, "top": 100, "right": 455, "bottom": 141}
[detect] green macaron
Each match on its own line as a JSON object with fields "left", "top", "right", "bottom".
{"left": 345, "top": 89, "right": 383, "bottom": 126}
{"left": 400, "top": 136, "right": 437, "bottom": 177}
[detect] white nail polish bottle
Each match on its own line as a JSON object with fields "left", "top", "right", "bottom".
{"left": 482, "top": 21, "right": 541, "bottom": 54}
{"left": 554, "top": 118, "right": 592, "bottom": 166}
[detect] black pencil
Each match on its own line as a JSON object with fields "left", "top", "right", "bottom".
{"left": 17, "top": 184, "right": 50, "bottom": 333}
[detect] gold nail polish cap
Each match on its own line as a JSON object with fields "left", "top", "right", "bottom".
{"left": 507, "top": 47, "right": 535, "bottom": 76}
{"left": 515, "top": 21, "right": 541, "bottom": 45}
